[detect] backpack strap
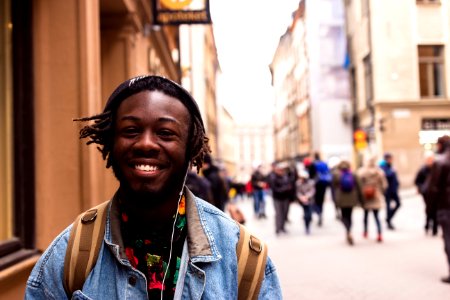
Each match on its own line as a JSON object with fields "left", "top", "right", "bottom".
{"left": 236, "top": 223, "right": 268, "bottom": 300}
{"left": 63, "top": 200, "right": 110, "bottom": 297}
{"left": 63, "top": 202, "right": 267, "bottom": 298}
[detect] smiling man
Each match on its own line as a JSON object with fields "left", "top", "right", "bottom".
{"left": 25, "top": 75, "right": 282, "bottom": 299}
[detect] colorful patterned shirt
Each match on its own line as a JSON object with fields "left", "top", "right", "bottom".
{"left": 120, "top": 196, "right": 187, "bottom": 299}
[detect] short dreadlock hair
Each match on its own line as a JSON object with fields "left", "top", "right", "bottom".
{"left": 74, "top": 75, "right": 210, "bottom": 172}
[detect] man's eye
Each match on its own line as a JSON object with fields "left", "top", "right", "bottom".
{"left": 121, "top": 127, "right": 139, "bottom": 136}
{"left": 158, "top": 129, "right": 175, "bottom": 137}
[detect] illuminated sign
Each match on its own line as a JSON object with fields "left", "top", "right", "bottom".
{"left": 153, "top": 0, "right": 211, "bottom": 25}
{"left": 422, "top": 118, "right": 450, "bottom": 131}
{"left": 419, "top": 118, "right": 450, "bottom": 144}
{"left": 353, "top": 129, "right": 367, "bottom": 150}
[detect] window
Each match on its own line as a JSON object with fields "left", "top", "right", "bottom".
{"left": 363, "top": 54, "right": 373, "bottom": 106}
{"left": 416, "top": 0, "right": 440, "bottom": 4}
{"left": 418, "top": 45, "right": 445, "bottom": 98}
{"left": 0, "top": 0, "right": 37, "bottom": 271}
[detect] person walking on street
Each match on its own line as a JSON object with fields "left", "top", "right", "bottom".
{"left": 380, "top": 152, "right": 400, "bottom": 230}
{"left": 296, "top": 170, "right": 315, "bottom": 235}
{"left": 25, "top": 75, "right": 282, "bottom": 299}
{"left": 202, "top": 154, "right": 229, "bottom": 211}
{"left": 328, "top": 156, "right": 343, "bottom": 220}
{"left": 414, "top": 151, "right": 437, "bottom": 235}
{"left": 186, "top": 168, "right": 213, "bottom": 204}
{"left": 311, "top": 152, "right": 332, "bottom": 227}
{"left": 357, "top": 156, "right": 388, "bottom": 242}
{"left": 332, "top": 160, "right": 361, "bottom": 245}
{"left": 268, "top": 163, "right": 293, "bottom": 235}
{"left": 425, "top": 135, "right": 450, "bottom": 284}
{"left": 251, "top": 165, "right": 267, "bottom": 218}
{"left": 285, "top": 164, "right": 298, "bottom": 223}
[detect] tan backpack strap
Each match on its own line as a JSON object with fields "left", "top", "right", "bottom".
{"left": 236, "top": 223, "right": 268, "bottom": 300}
{"left": 63, "top": 200, "right": 110, "bottom": 296}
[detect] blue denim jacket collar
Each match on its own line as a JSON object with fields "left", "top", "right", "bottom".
{"left": 106, "top": 188, "right": 222, "bottom": 264}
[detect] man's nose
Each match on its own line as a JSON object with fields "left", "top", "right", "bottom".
{"left": 134, "top": 131, "right": 159, "bottom": 153}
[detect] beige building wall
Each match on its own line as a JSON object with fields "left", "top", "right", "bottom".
{"left": 0, "top": 0, "right": 182, "bottom": 298}
{"left": 218, "top": 106, "right": 238, "bottom": 178}
{"left": 345, "top": 0, "right": 450, "bottom": 186}
{"left": 236, "top": 125, "right": 274, "bottom": 183}
{"left": 179, "top": 25, "right": 220, "bottom": 156}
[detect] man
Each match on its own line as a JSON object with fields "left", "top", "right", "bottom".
{"left": 268, "top": 162, "right": 292, "bottom": 235}
{"left": 426, "top": 135, "right": 450, "bottom": 284}
{"left": 25, "top": 75, "right": 282, "bottom": 299}
{"left": 380, "top": 153, "right": 400, "bottom": 230}
{"left": 185, "top": 167, "right": 213, "bottom": 204}
{"left": 251, "top": 165, "right": 267, "bottom": 218}
{"left": 311, "top": 152, "right": 331, "bottom": 226}
{"left": 414, "top": 151, "right": 437, "bottom": 235}
{"left": 201, "top": 154, "right": 229, "bottom": 211}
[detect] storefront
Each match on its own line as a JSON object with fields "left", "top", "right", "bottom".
{"left": 0, "top": 0, "right": 181, "bottom": 297}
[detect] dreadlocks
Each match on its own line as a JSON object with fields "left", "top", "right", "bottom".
{"left": 74, "top": 75, "right": 210, "bottom": 173}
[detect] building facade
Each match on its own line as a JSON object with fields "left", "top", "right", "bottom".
{"left": 0, "top": 0, "right": 216, "bottom": 298}
{"left": 217, "top": 106, "right": 238, "bottom": 179}
{"left": 344, "top": 0, "right": 450, "bottom": 185}
{"left": 235, "top": 124, "right": 275, "bottom": 183}
{"left": 270, "top": 0, "right": 352, "bottom": 165}
{"left": 180, "top": 24, "right": 220, "bottom": 155}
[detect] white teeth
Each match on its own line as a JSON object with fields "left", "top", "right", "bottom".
{"left": 135, "top": 164, "right": 158, "bottom": 172}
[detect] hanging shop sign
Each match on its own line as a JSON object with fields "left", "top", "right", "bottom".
{"left": 153, "top": 0, "right": 211, "bottom": 25}
{"left": 353, "top": 129, "right": 368, "bottom": 150}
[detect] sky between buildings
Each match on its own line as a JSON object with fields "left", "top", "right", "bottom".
{"left": 210, "top": 0, "right": 300, "bottom": 125}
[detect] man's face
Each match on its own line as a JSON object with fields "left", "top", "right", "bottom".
{"left": 112, "top": 90, "right": 190, "bottom": 199}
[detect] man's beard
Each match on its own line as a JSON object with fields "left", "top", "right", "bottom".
{"left": 110, "top": 159, "right": 187, "bottom": 208}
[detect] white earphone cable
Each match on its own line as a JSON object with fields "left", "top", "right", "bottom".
{"left": 160, "top": 170, "right": 188, "bottom": 300}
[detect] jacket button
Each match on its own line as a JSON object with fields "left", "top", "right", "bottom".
{"left": 128, "top": 276, "right": 137, "bottom": 286}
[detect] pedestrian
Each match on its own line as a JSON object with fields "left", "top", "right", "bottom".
{"left": 251, "top": 164, "right": 267, "bottom": 218}
{"left": 414, "top": 151, "right": 437, "bottom": 235}
{"left": 25, "top": 75, "right": 282, "bottom": 299}
{"left": 357, "top": 155, "right": 388, "bottom": 242}
{"left": 202, "top": 154, "right": 229, "bottom": 211}
{"left": 268, "top": 162, "right": 293, "bottom": 235}
{"left": 185, "top": 167, "right": 213, "bottom": 204}
{"left": 380, "top": 152, "right": 401, "bottom": 230}
{"left": 296, "top": 170, "right": 315, "bottom": 235}
{"left": 311, "top": 152, "right": 332, "bottom": 226}
{"left": 328, "top": 156, "right": 342, "bottom": 220}
{"left": 284, "top": 163, "right": 298, "bottom": 223}
{"left": 332, "top": 160, "right": 361, "bottom": 245}
{"left": 425, "top": 134, "right": 450, "bottom": 284}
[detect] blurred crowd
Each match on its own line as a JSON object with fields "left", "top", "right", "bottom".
{"left": 186, "top": 135, "right": 450, "bottom": 285}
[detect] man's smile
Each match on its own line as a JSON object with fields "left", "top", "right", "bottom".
{"left": 135, "top": 164, "right": 159, "bottom": 172}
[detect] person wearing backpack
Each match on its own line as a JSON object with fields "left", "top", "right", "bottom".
{"left": 332, "top": 160, "right": 361, "bottom": 245}
{"left": 380, "top": 152, "right": 401, "bottom": 230}
{"left": 357, "top": 156, "right": 388, "bottom": 243}
{"left": 310, "top": 152, "right": 332, "bottom": 226}
{"left": 24, "top": 76, "right": 282, "bottom": 299}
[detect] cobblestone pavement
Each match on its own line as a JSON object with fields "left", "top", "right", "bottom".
{"left": 232, "top": 188, "right": 450, "bottom": 300}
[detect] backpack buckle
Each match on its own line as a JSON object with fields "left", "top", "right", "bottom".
{"left": 81, "top": 209, "right": 98, "bottom": 224}
{"left": 249, "top": 235, "right": 263, "bottom": 253}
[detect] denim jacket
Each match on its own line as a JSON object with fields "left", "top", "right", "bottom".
{"left": 25, "top": 189, "right": 282, "bottom": 299}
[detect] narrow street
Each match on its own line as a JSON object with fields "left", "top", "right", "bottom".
{"left": 233, "top": 188, "right": 450, "bottom": 300}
